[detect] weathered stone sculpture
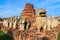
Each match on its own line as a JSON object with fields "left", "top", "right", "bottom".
{"left": 36, "top": 8, "right": 47, "bottom": 34}
{"left": 9, "top": 17, "right": 13, "bottom": 28}
{"left": 51, "top": 17, "right": 58, "bottom": 28}
{"left": 47, "top": 18, "right": 51, "bottom": 30}
{"left": 13, "top": 16, "right": 18, "bottom": 20}
{"left": 3, "top": 18, "right": 5, "bottom": 27}
{"left": 18, "top": 19, "right": 25, "bottom": 31}
{"left": 13, "top": 20, "right": 17, "bottom": 29}
{"left": 3, "top": 18, "right": 9, "bottom": 27}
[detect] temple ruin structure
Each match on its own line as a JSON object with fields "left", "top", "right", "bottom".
{"left": 0, "top": 3, "right": 60, "bottom": 40}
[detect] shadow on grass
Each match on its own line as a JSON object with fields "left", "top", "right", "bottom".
{"left": 0, "top": 34, "right": 13, "bottom": 40}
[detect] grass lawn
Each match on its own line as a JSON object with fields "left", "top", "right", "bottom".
{"left": 57, "top": 31, "right": 60, "bottom": 40}
{"left": 0, "top": 30, "right": 13, "bottom": 40}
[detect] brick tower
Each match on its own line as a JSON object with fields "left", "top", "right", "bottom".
{"left": 21, "top": 3, "right": 36, "bottom": 22}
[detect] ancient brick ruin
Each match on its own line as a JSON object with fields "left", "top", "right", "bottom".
{"left": 21, "top": 3, "right": 35, "bottom": 20}
{"left": 0, "top": 3, "right": 60, "bottom": 40}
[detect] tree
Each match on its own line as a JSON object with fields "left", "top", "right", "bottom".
{"left": 0, "top": 18, "right": 3, "bottom": 21}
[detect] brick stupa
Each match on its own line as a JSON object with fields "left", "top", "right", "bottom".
{"left": 21, "top": 3, "right": 36, "bottom": 21}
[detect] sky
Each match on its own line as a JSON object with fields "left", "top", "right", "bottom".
{"left": 0, "top": 0, "right": 60, "bottom": 18}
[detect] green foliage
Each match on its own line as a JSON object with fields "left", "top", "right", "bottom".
{"left": 57, "top": 31, "right": 60, "bottom": 40}
{"left": 0, "top": 18, "right": 3, "bottom": 21}
{"left": 0, "top": 30, "right": 5, "bottom": 36}
{"left": 0, "top": 30, "right": 13, "bottom": 40}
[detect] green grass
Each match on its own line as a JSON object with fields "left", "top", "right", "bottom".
{"left": 0, "top": 30, "right": 5, "bottom": 36}
{"left": 57, "top": 31, "right": 60, "bottom": 40}
{"left": 0, "top": 30, "right": 13, "bottom": 40}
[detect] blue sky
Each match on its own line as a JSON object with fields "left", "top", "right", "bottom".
{"left": 0, "top": 0, "right": 60, "bottom": 18}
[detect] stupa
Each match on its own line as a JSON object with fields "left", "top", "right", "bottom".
{"left": 21, "top": 3, "right": 36, "bottom": 21}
